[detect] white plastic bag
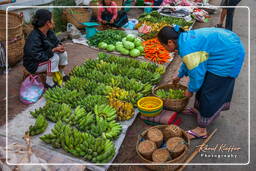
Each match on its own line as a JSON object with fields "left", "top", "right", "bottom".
{"left": 75, "top": 0, "right": 91, "bottom": 5}
{"left": 67, "top": 23, "right": 82, "bottom": 39}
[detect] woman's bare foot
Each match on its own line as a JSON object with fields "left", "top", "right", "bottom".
{"left": 186, "top": 127, "right": 208, "bottom": 140}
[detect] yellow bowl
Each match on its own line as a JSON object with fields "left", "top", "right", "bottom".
{"left": 137, "top": 96, "right": 163, "bottom": 117}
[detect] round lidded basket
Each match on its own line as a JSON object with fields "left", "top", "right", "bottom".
{"left": 136, "top": 125, "right": 190, "bottom": 171}
{"left": 153, "top": 83, "right": 189, "bottom": 112}
{"left": 0, "top": 10, "right": 24, "bottom": 41}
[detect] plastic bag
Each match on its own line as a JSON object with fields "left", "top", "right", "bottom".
{"left": 75, "top": 0, "right": 91, "bottom": 5}
{"left": 20, "top": 75, "right": 44, "bottom": 104}
{"left": 67, "top": 23, "right": 82, "bottom": 39}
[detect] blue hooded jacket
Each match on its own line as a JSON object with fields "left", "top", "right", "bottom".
{"left": 177, "top": 27, "right": 245, "bottom": 92}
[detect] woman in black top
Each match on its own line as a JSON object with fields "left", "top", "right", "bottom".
{"left": 23, "top": 9, "right": 69, "bottom": 88}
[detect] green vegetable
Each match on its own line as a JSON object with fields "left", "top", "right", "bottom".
{"left": 115, "top": 41, "right": 123, "bottom": 46}
{"left": 116, "top": 45, "right": 124, "bottom": 52}
{"left": 123, "top": 41, "right": 135, "bottom": 50}
{"left": 134, "top": 38, "right": 142, "bottom": 47}
{"left": 88, "top": 29, "right": 126, "bottom": 47}
{"left": 120, "top": 48, "right": 129, "bottom": 55}
{"left": 126, "top": 34, "right": 135, "bottom": 42}
{"left": 156, "top": 89, "right": 185, "bottom": 99}
{"left": 137, "top": 46, "right": 144, "bottom": 53}
{"left": 130, "top": 49, "right": 140, "bottom": 57}
{"left": 106, "top": 44, "right": 115, "bottom": 52}
{"left": 98, "top": 42, "right": 108, "bottom": 49}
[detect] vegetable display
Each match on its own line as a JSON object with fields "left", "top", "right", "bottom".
{"left": 143, "top": 38, "right": 172, "bottom": 64}
{"left": 156, "top": 89, "right": 185, "bottom": 99}
{"left": 28, "top": 52, "right": 166, "bottom": 163}
{"left": 40, "top": 121, "right": 116, "bottom": 163}
{"left": 97, "top": 34, "right": 144, "bottom": 58}
{"left": 88, "top": 29, "right": 126, "bottom": 47}
{"left": 136, "top": 11, "right": 193, "bottom": 40}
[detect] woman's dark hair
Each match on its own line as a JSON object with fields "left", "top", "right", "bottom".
{"left": 157, "top": 26, "right": 185, "bottom": 45}
{"left": 32, "top": 9, "right": 52, "bottom": 28}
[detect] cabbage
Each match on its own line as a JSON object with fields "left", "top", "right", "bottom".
{"left": 98, "top": 42, "right": 108, "bottom": 49}
{"left": 116, "top": 45, "right": 124, "bottom": 52}
{"left": 130, "top": 49, "right": 140, "bottom": 57}
{"left": 115, "top": 41, "right": 123, "bottom": 46}
{"left": 137, "top": 46, "right": 144, "bottom": 53}
{"left": 122, "top": 38, "right": 127, "bottom": 44}
{"left": 106, "top": 44, "right": 115, "bottom": 52}
{"left": 134, "top": 38, "right": 142, "bottom": 47}
{"left": 123, "top": 41, "right": 135, "bottom": 50}
{"left": 120, "top": 48, "right": 129, "bottom": 55}
{"left": 126, "top": 34, "right": 135, "bottom": 42}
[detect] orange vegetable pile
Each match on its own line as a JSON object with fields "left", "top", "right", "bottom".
{"left": 142, "top": 38, "right": 172, "bottom": 64}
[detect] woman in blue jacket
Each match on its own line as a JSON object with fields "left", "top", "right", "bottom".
{"left": 158, "top": 26, "right": 245, "bottom": 139}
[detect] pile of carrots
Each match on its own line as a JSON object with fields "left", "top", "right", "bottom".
{"left": 142, "top": 38, "right": 172, "bottom": 64}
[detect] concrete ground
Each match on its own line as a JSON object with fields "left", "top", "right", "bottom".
{"left": 0, "top": 0, "right": 255, "bottom": 170}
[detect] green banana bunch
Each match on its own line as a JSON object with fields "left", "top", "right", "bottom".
{"left": 40, "top": 121, "right": 64, "bottom": 148}
{"left": 90, "top": 116, "right": 109, "bottom": 137}
{"left": 92, "top": 83, "right": 112, "bottom": 96}
{"left": 76, "top": 112, "right": 94, "bottom": 131}
{"left": 102, "top": 120, "right": 122, "bottom": 140}
{"left": 94, "top": 139, "right": 116, "bottom": 163}
{"left": 44, "top": 87, "right": 80, "bottom": 108}
{"left": 75, "top": 95, "right": 108, "bottom": 112}
{"left": 94, "top": 104, "right": 117, "bottom": 121}
{"left": 30, "top": 102, "right": 61, "bottom": 118}
{"left": 28, "top": 114, "right": 48, "bottom": 136}
{"left": 40, "top": 121, "right": 116, "bottom": 163}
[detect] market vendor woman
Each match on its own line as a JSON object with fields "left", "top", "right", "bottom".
{"left": 23, "top": 9, "right": 69, "bottom": 88}
{"left": 97, "top": 0, "right": 128, "bottom": 28}
{"left": 158, "top": 26, "right": 245, "bottom": 139}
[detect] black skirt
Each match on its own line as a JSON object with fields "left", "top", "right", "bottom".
{"left": 194, "top": 72, "right": 235, "bottom": 128}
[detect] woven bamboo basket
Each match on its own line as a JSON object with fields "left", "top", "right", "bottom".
{"left": 63, "top": 8, "right": 92, "bottom": 29}
{"left": 153, "top": 84, "right": 189, "bottom": 112}
{"left": 0, "top": 10, "right": 23, "bottom": 41}
{"left": 136, "top": 125, "right": 190, "bottom": 171}
{"left": 89, "top": 1, "right": 99, "bottom": 18}
{"left": 7, "top": 34, "right": 25, "bottom": 66}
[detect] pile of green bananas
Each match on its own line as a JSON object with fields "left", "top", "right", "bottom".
{"left": 28, "top": 115, "right": 48, "bottom": 136}
{"left": 44, "top": 87, "right": 81, "bottom": 108}
{"left": 75, "top": 95, "right": 108, "bottom": 112}
{"left": 97, "top": 52, "right": 165, "bottom": 74}
{"left": 94, "top": 104, "right": 117, "bottom": 122}
{"left": 31, "top": 103, "right": 72, "bottom": 123}
{"left": 40, "top": 121, "right": 116, "bottom": 163}
{"left": 90, "top": 116, "right": 122, "bottom": 140}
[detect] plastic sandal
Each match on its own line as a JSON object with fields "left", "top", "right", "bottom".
{"left": 186, "top": 130, "right": 208, "bottom": 139}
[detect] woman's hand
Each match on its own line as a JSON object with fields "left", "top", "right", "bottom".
{"left": 110, "top": 18, "right": 115, "bottom": 24}
{"left": 172, "top": 76, "right": 181, "bottom": 84}
{"left": 101, "top": 20, "right": 107, "bottom": 24}
{"left": 52, "top": 45, "right": 65, "bottom": 53}
{"left": 184, "top": 90, "right": 193, "bottom": 98}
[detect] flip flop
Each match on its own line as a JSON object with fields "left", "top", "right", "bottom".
{"left": 186, "top": 130, "right": 208, "bottom": 139}
{"left": 182, "top": 108, "right": 197, "bottom": 116}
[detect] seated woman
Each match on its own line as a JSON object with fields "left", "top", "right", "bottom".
{"left": 97, "top": 0, "right": 128, "bottom": 28}
{"left": 23, "top": 9, "right": 69, "bottom": 88}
